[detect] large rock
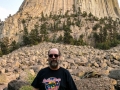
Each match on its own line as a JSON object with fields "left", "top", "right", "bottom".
{"left": 0, "top": 73, "right": 19, "bottom": 85}
{"left": 75, "top": 77, "right": 117, "bottom": 90}
{"left": 6, "top": 78, "right": 117, "bottom": 90}
{"left": 0, "top": 85, "right": 7, "bottom": 90}
{"left": 7, "top": 80, "right": 29, "bottom": 90}
{"left": 109, "top": 70, "right": 120, "bottom": 80}
{"left": 0, "top": 42, "right": 120, "bottom": 90}
{"left": 114, "top": 80, "right": 120, "bottom": 90}
{"left": 0, "top": 74, "right": 7, "bottom": 84}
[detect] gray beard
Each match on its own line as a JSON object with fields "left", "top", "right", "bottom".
{"left": 49, "top": 60, "right": 58, "bottom": 69}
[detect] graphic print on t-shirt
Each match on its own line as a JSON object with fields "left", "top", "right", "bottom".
{"left": 42, "top": 77, "right": 61, "bottom": 90}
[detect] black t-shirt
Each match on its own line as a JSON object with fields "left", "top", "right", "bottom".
{"left": 31, "top": 67, "right": 77, "bottom": 90}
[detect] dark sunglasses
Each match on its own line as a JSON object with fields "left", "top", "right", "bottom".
{"left": 49, "top": 54, "right": 59, "bottom": 58}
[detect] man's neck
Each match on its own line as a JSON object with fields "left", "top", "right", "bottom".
{"left": 49, "top": 66, "right": 60, "bottom": 70}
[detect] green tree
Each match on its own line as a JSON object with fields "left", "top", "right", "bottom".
{"left": 88, "top": 12, "right": 93, "bottom": 17}
{"left": 22, "top": 19, "right": 26, "bottom": 24}
{"left": 77, "top": 35, "right": 86, "bottom": 45}
{"left": 92, "top": 23, "right": 100, "bottom": 31}
{"left": 93, "top": 32, "right": 100, "bottom": 44}
{"left": 40, "top": 22, "right": 48, "bottom": 34}
{"left": 72, "top": 5, "right": 76, "bottom": 12}
{"left": 23, "top": 27, "right": 30, "bottom": 45}
{"left": 57, "top": 35, "right": 63, "bottom": 43}
{"left": 29, "top": 28, "right": 40, "bottom": 45}
{"left": 81, "top": 11, "right": 87, "bottom": 17}
{"left": 40, "top": 22, "right": 48, "bottom": 41}
{"left": 51, "top": 34, "right": 57, "bottom": 43}
{"left": 78, "top": 7, "right": 81, "bottom": 14}
{"left": 63, "top": 31, "right": 73, "bottom": 44}
{"left": 40, "top": 12, "right": 46, "bottom": 21}
{"left": 10, "top": 40, "right": 19, "bottom": 52}
{"left": 0, "top": 50, "right": 2, "bottom": 57}
{"left": 0, "top": 42, "right": 9, "bottom": 55}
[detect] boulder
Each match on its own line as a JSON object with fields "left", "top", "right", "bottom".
{"left": 75, "top": 77, "right": 116, "bottom": 90}
{"left": 7, "top": 80, "right": 29, "bottom": 90}
{"left": 109, "top": 70, "right": 120, "bottom": 80}
{"left": 0, "top": 74, "right": 7, "bottom": 84}
{"left": 0, "top": 85, "right": 7, "bottom": 90}
{"left": 114, "top": 80, "right": 120, "bottom": 90}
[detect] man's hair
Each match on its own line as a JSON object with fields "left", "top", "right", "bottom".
{"left": 48, "top": 48, "right": 61, "bottom": 56}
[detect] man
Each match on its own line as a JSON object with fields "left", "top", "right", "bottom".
{"left": 31, "top": 48, "right": 77, "bottom": 90}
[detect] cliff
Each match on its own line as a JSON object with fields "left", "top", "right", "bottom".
{"left": 0, "top": 0, "right": 120, "bottom": 44}
{"left": 19, "top": 0, "right": 120, "bottom": 18}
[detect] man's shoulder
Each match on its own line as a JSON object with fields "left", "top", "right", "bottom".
{"left": 60, "top": 67, "right": 70, "bottom": 73}
{"left": 38, "top": 67, "right": 49, "bottom": 73}
{"left": 42, "top": 67, "right": 49, "bottom": 70}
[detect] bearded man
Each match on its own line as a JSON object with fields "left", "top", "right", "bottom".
{"left": 31, "top": 48, "right": 77, "bottom": 90}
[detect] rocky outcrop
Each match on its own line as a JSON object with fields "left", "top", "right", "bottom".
{"left": 19, "top": 0, "right": 120, "bottom": 18}
{"left": 7, "top": 80, "right": 29, "bottom": 90}
{"left": 109, "top": 70, "right": 120, "bottom": 80}
{"left": 6, "top": 78, "right": 117, "bottom": 90}
{"left": 0, "top": 0, "right": 120, "bottom": 44}
{"left": 75, "top": 78, "right": 116, "bottom": 90}
{"left": 0, "top": 42, "right": 120, "bottom": 89}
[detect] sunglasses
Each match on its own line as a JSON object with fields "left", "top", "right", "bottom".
{"left": 49, "top": 54, "right": 59, "bottom": 58}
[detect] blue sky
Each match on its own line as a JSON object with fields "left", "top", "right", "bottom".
{"left": 118, "top": 0, "right": 120, "bottom": 7}
{"left": 0, "top": 0, "right": 120, "bottom": 21}
{"left": 0, "top": 0, "right": 24, "bottom": 21}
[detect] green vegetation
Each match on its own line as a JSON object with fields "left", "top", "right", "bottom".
{"left": 0, "top": 38, "right": 20, "bottom": 56}
{"left": 81, "top": 11, "right": 87, "bottom": 17}
{"left": 92, "top": 23, "right": 100, "bottom": 31}
{"left": 10, "top": 40, "right": 20, "bottom": 52}
{"left": 20, "top": 85, "right": 33, "bottom": 90}
{"left": 22, "top": 19, "right": 26, "bottom": 24}
{"left": 93, "top": 17, "right": 120, "bottom": 49}
{"left": 23, "top": 27, "right": 31, "bottom": 45}
{"left": 0, "top": 5, "right": 120, "bottom": 57}
{"left": 19, "top": 71, "right": 35, "bottom": 90}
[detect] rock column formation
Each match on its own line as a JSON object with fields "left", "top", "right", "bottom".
{"left": 0, "top": 0, "right": 120, "bottom": 43}
{"left": 19, "top": 0, "right": 120, "bottom": 18}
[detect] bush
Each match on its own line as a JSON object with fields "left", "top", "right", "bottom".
{"left": 92, "top": 23, "right": 100, "bottom": 30}
{"left": 0, "top": 41, "right": 10, "bottom": 55}
{"left": 96, "top": 42, "right": 110, "bottom": 50}
{"left": 10, "top": 40, "right": 20, "bottom": 52}
{"left": 81, "top": 11, "right": 87, "bottom": 17}
{"left": 0, "top": 50, "right": 2, "bottom": 57}
{"left": 19, "top": 71, "right": 35, "bottom": 90}
{"left": 27, "top": 72, "right": 35, "bottom": 84}
{"left": 20, "top": 85, "right": 33, "bottom": 90}
{"left": 22, "top": 19, "right": 26, "bottom": 24}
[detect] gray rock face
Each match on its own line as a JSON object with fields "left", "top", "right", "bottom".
{"left": 0, "top": 0, "right": 120, "bottom": 44}
{"left": 109, "top": 70, "right": 120, "bottom": 80}
{"left": 75, "top": 78, "right": 116, "bottom": 90}
{"left": 19, "top": 0, "right": 120, "bottom": 18}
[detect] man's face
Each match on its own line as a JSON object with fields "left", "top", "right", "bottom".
{"left": 48, "top": 48, "right": 60, "bottom": 69}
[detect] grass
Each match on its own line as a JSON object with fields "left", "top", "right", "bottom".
{"left": 19, "top": 70, "right": 36, "bottom": 90}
